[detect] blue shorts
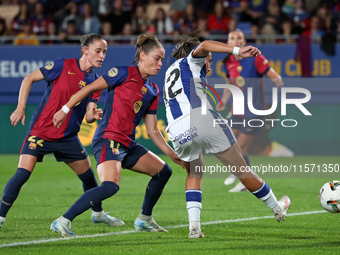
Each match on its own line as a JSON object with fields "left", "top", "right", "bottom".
{"left": 92, "top": 138, "right": 148, "bottom": 169}
{"left": 227, "top": 115, "right": 263, "bottom": 135}
{"left": 20, "top": 135, "right": 88, "bottom": 162}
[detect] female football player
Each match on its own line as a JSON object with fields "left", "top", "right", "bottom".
{"left": 216, "top": 29, "right": 284, "bottom": 192}
{"left": 0, "top": 34, "right": 123, "bottom": 231}
{"left": 51, "top": 35, "right": 183, "bottom": 236}
{"left": 163, "top": 37, "right": 290, "bottom": 238}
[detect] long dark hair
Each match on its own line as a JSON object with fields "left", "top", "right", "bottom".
{"left": 172, "top": 36, "right": 201, "bottom": 60}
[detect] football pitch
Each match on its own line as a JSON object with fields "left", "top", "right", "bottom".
{"left": 0, "top": 154, "right": 339, "bottom": 254}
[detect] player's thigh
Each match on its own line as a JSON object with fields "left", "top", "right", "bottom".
{"left": 97, "top": 160, "right": 122, "bottom": 185}
{"left": 130, "top": 151, "right": 165, "bottom": 177}
{"left": 18, "top": 154, "right": 38, "bottom": 172}
{"left": 214, "top": 143, "right": 246, "bottom": 170}
{"left": 65, "top": 157, "right": 91, "bottom": 175}
{"left": 237, "top": 133, "right": 255, "bottom": 156}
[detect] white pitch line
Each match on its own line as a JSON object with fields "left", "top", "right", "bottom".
{"left": 0, "top": 210, "right": 326, "bottom": 249}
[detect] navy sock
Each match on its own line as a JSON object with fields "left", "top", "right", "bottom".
{"left": 0, "top": 168, "right": 31, "bottom": 217}
{"left": 63, "top": 181, "right": 119, "bottom": 221}
{"left": 77, "top": 167, "right": 102, "bottom": 212}
{"left": 244, "top": 154, "right": 250, "bottom": 166}
{"left": 141, "top": 163, "right": 172, "bottom": 216}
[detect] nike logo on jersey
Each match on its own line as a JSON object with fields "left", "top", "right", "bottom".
{"left": 68, "top": 71, "right": 76, "bottom": 74}
{"left": 81, "top": 149, "right": 85, "bottom": 153}
{"left": 132, "top": 78, "right": 138, "bottom": 82}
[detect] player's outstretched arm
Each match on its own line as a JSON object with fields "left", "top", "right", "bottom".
{"left": 10, "top": 69, "right": 44, "bottom": 127}
{"left": 192, "top": 40, "right": 261, "bottom": 58}
{"left": 53, "top": 76, "right": 108, "bottom": 128}
{"left": 267, "top": 68, "right": 284, "bottom": 87}
{"left": 144, "top": 114, "right": 184, "bottom": 168}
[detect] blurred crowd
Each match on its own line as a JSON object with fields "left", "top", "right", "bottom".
{"left": 0, "top": 0, "right": 339, "bottom": 45}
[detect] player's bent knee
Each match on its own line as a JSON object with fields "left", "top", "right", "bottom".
{"left": 101, "top": 181, "right": 120, "bottom": 198}
{"left": 159, "top": 163, "right": 172, "bottom": 180}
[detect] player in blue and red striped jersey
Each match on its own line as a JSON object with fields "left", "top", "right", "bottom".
{"left": 0, "top": 34, "right": 123, "bottom": 231}
{"left": 216, "top": 29, "right": 284, "bottom": 191}
{"left": 51, "top": 35, "right": 183, "bottom": 236}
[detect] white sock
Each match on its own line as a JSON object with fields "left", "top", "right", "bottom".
{"left": 92, "top": 210, "right": 104, "bottom": 217}
{"left": 138, "top": 213, "right": 151, "bottom": 221}
{"left": 261, "top": 190, "right": 279, "bottom": 210}
{"left": 189, "top": 221, "right": 201, "bottom": 230}
{"left": 187, "top": 201, "right": 202, "bottom": 229}
{"left": 59, "top": 216, "right": 71, "bottom": 224}
{"left": 0, "top": 216, "right": 5, "bottom": 222}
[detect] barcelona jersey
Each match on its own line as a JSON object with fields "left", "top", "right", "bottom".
{"left": 224, "top": 54, "right": 270, "bottom": 118}
{"left": 93, "top": 65, "right": 159, "bottom": 149}
{"left": 26, "top": 58, "right": 102, "bottom": 141}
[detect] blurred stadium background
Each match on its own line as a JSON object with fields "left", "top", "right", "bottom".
{"left": 0, "top": 0, "right": 339, "bottom": 156}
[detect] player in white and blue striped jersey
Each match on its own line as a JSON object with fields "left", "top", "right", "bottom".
{"left": 163, "top": 37, "right": 291, "bottom": 238}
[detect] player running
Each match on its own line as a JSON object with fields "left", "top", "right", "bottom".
{"left": 0, "top": 34, "right": 123, "bottom": 231}
{"left": 51, "top": 35, "right": 183, "bottom": 236}
{"left": 163, "top": 37, "right": 290, "bottom": 238}
{"left": 216, "top": 29, "right": 284, "bottom": 192}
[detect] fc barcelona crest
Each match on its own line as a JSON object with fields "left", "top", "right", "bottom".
{"left": 141, "top": 86, "right": 147, "bottom": 95}
{"left": 112, "top": 148, "right": 119, "bottom": 154}
{"left": 29, "top": 142, "right": 37, "bottom": 150}
{"left": 78, "top": 80, "right": 86, "bottom": 89}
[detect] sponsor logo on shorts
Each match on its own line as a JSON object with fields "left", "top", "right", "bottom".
{"left": 29, "top": 142, "right": 37, "bottom": 150}
{"left": 175, "top": 127, "right": 199, "bottom": 145}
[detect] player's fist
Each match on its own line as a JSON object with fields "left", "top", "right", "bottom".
{"left": 239, "top": 46, "right": 261, "bottom": 58}
{"left": 53, "top": 110, "right": 67, "bottom": 128}
{"left": 93, "top": 108, "right": 103, "bottom": 120}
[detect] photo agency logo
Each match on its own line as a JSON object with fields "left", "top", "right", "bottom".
{"left": 198, "top": 82, "right": 312, "bottom": 128}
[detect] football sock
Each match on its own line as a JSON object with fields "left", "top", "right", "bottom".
{"left": 251, "top": 181, "right": 278, "bottom": 209}
{"left": 244, "top": 154, "right": 250, "bottom": 166}
{"left": 0, "top": 168, "right": 31, "bottom": 217}
{"left": 186, "top": 189, "right": 202, "bottom": 228}
{"left": 141, "top": 163, "right": 172, "bottom": 216}
{"left": 77, "top": 167, "right": 102, "bottom": 212}
{"left": 63, "top": 181, "right": 119, "bottom": 221}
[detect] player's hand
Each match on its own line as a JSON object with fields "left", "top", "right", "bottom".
{"left": 215, "top": 102, "right": 226, "bottom": 112}
{"left": 272, "top": 77, "right": 284, "bottom": 87}
{"left": 10, "top": 109, "right": 25, "bottom": 127}
{"left": 92, "top": 108, "right": 103, "bottom": 120}
{"left": 53, "top": 110, "right": 67, "bottom": 128}
{"left": 239, "top": 46, "right": 261, "bottom": 58}
{"left": 170, "top": 153, "right": 185, "bottom": 169}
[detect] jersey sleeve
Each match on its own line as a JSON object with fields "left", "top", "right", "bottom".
{"left": 146, "top": 85, "right": 159, "bottom": 114}
{"left": 224, "top": 61, "right": 230, "bottom": 78}
{"left": 90, "top": 90, "right": 102, "bottom": 103}
{"left": 39, "top": 58, "right": 64, "bottom": 82}
{"left": 90, "top": 72, "right": 102, "bottom": 103}
{"left": 102, "top": 66, "right": 129, "bottom": 89}
{"left": 255, "top": 54, "right": 271, "bottom": 76}
{"left": 186, "top": 47, "right": 206, "bottom": 67}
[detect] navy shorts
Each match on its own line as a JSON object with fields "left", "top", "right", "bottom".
{"left": 227, "top": 115, "right": 263, "bottom": 135}
{"left": 20, "top": 135, "right": 88, "bottom": 162}
{"left": 92, "top": 138, "right": 149, "bottom": 169}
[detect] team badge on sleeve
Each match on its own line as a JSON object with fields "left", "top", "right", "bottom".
{"left": 44, "top": 61, "right": 54, "bottom": 70}
{"left": 108, "top": 67, "right": 118, "bottom": 77}
{"left": 141, "top": 86, "right": 147, "bottom": 95}
{"left": 134, "top": 101, "right": 143, "bottom": 113}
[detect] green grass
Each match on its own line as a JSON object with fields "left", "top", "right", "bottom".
{"left": 0, "top": 155, "right": 339, "bottom": 254}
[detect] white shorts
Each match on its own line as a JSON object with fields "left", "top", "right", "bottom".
{"left": 166, "top": 108, "right": 236, "bottom": 162}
